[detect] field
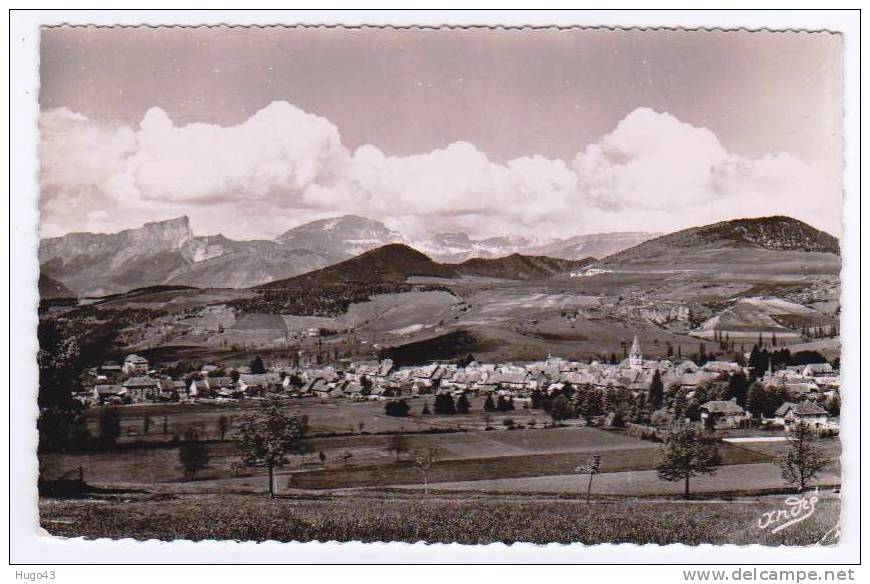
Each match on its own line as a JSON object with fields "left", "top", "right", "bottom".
{"left": 75, "top": 395, "right": 556, "bottom": 444}
{"left": 43, "top": 397, "right": 841, "bottom": 499}
{"left": 405, "top": 463, "right": 841, "bottom": 497}
{"left": 39, "top": 492, "right": 841, "bottom": 545}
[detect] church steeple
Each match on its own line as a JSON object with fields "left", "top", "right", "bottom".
{"left": 629, "top": 335, "right": 643, "bottom": 369}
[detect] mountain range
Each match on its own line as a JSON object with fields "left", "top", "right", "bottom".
{"left": 259, "top": 245, "right": 596, "bottom": 289}
{"left": 39, "top": 215, "right": 656, "bottom": 296}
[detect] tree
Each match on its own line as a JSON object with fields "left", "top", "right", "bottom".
{"left": 360, "top": 375, "right": 373, "bottom": 396}
{"left": 385, "top": 399, "right": 411, "bottom": 417}
{"left": 574, "top": 452, "right": 601, "bottom": 504}
{"left": 38, "top": 406, "right": 90, "bottom": 452}
{"left": 496, "top": 394, "right": 515, "bottom": 412}
{"left": 726, "top": 372, "right": 750, "bottom": 407}
{"left": 826, "top": 394, "right": 841, "bottom": 417}
{"left": 746, "top": 383, "right": 789, "bottom": 419}
{"left": 778, "top": 422, "right": 831, "bottom": 492}
{"left": 483, "top": 393, "right": 496, "bottom": 412}
{"left": 656, "top": 426, "right": 722, "bottom": 499}
{"left": 610, "top": 410, "right": 626, "bottom": 428}
{"left": 456, "top": 393, "right": 471, "bottom": 414}
{"left": 650, "top": 409, "right": 674, "bottom": 428}
{"left": 235, "top": 398, "right": 307, "bottom": 497}
{"left": 550, "top": 394, "right": 572, "bottom": 425}
{"left": 745, "top": 382, "right": 768, "bottom": 418}
{"left": 178, "top": 429, "right": 209, "bottom": 480}
{"left": 98, "top": 407, "right": 122, "bottom": 448}
{"left": 249, "top": 356, "right": 267, "bottom": 374}
{"left": 413, "top": 448, "right": 439, "bottom": 495}
{"left": 386, "top": 432, "right": 410, "bottom": 462}
{"left": 791, "top": 351, "right": 828, "bottom": 366}
{"left": 37, "top": 319, "right": 81, "bottom": 408}
{"left": 697, "top": 342, "right": 707, "bottom": 365}
{"left": 649, "top": 370, "right": 664, "bottom": 410}
{"left": 434, "top": 393, "right": 457, "bottom": 415}
{"left": 672, "top": 389, "right": 688, "bottom": 421}
{"left": 580, "top": 389, "right": 602, "bottom": 420}
{"left": 217, "top": 415, "right": 230, "bottom": 440}
{"left": 530, "top": 388, "right": 545, "bottom": 409}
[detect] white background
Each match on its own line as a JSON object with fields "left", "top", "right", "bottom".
{"left": 3, "top": 3, "right": 865, "bottom": 578}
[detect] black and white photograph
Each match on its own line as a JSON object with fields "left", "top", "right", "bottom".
{"left": 7, "top": 7, "right": 863, "bottom": 570}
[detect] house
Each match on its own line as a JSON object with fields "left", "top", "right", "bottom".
{"left": 488, "top": 371, "right": 529, "bottom": 391}
{"left": 122, "top": 376, "right": 160, "bottom": 402}
{"left": 375, "top": 359, "right": 394, "bottom": 379}
{"left": 560, "top": 371, "right": 597, "bottom": 386}
{"left": 699, "top": 398, "right": 747, "bottom": 429}
{"left": 206, "top": 376, "right": 236, "bottom": 392}
{"left": 411, "top": 363, "right": 440, "bottom": 388}
{"left": 672, "top": 371, "right": 719, "bottom": 390}
{"left": 123, "top": 354, "right": 149, "bottom": 375}
{"left": 782, "top": 381, "right": 821, "bottom": 399}
{"left": 200, "top": 364, "right": 221, "bottom": 376}
{"left": 703, "top": 361, "right": 744, "bottom": 374}
{"left": 238, "top": 373, "right": 280, "bottom": 395}
{"left": 187, "top": 379, "right": 204, "bottom": 400}
{"left": 774, "top": 401, "right": 830, "bottom": 431}
{"left": 92, "top": 384, "right": 126, "bottom": 404}
{"left": 672, "top": 360, "right": 699, "bottom": 373}
{"left": 802, "top": 363, "right": 834, "bottom": 378}
{"left": 345, "top": 381, "right": 366, "bottom": 400}
{"left": 303, "top": 378, "right": 331, "bottom": 397}
{"left": 156, "top": 378, "right": 185, "bottom": 401}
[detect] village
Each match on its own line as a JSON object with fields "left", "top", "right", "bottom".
{"left": 76, "top": 336, "right": 840, "bottom": 435}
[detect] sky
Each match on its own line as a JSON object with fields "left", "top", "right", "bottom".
{"left": 38, "top": 26, "right": 844, "bottom": 240}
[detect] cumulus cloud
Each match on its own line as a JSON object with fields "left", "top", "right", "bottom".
{"left": 129, "top": 102, "right": 347, "bottom": 203}
{"left": 38, "top": 102, "right": 842, "bottom": 241}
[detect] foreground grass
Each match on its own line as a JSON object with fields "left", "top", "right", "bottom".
{"left": 40, "top": 493, "right": 839, "bottom": 546}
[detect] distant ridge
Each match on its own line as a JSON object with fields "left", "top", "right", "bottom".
{"left": 275, "top": 214, "right": 406, "bottom": 257}
{"left": 38, "top": 272, "right": 76, "bottom": 300}
{"left": 39, "top": 216, "right": 348, "bottom": 295}
{"left": 258, "top": 243, "right": 459, "bottom": 288}
{"left": 524, "top": 231, "right": 659, "bottom": 261}
{"left": 600, "top": 216, "right": 839, "bottom": 266}
{"left": 457, "top": 254, "right": 596, "bottom": 280}
{"left": 257, "top": 244, "right": 593, "bottom": 289}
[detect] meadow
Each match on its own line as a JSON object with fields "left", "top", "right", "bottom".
{"left": 39, "top": 492, "right": 841, "bottom": 545}
{"left": 78, "top": 395, "right": 556, "bottom": 445}
{"left": 407, "top": 462, "right": 842, "bottom": 497}
{"left": 44, "top": 411, "right": 832, "bottom": 498}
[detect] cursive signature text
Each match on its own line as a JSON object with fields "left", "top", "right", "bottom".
{"left": 756, "top": 491, "right": 818, "bottom": 534}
